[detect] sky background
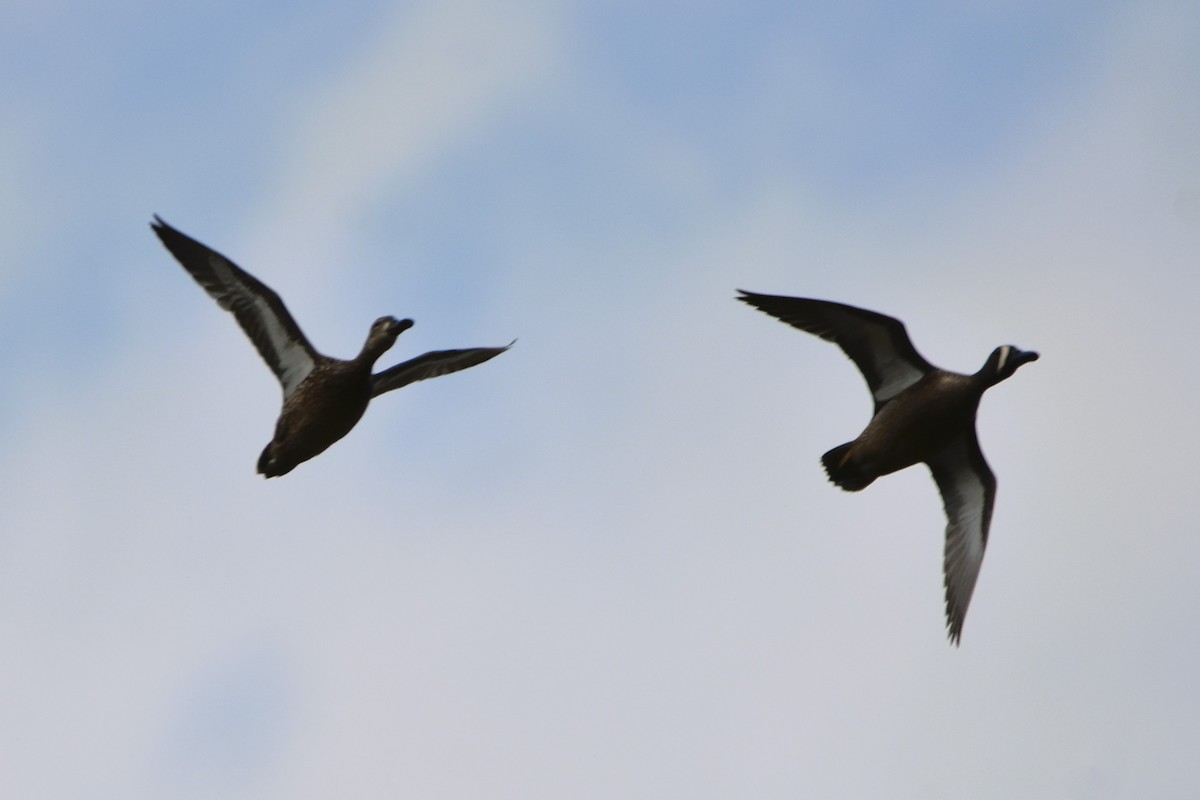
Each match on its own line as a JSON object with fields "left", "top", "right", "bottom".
{"left": 2, "top": 1, "right": 1198, "bottom": 797}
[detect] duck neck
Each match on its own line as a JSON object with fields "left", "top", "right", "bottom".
{"left": 356, "top": 338, "right": 392, "bottom": 371}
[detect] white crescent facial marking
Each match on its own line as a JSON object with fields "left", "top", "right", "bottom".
{"left": 996, "top": 345, "right": 1011, "bottom": 375}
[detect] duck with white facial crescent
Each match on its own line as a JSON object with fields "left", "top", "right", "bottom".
{"left": 737, "top": 291, "right": 1038, "bottom": 645}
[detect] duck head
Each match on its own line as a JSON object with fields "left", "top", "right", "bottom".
{"left": 362, "top": 316, "right": 414, "bottom": 359}
{"left": 981, "top": 345, "right": 1039, "bottom": 386}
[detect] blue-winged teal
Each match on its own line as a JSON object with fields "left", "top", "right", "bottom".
{"left": 738, "top": 291, "right": 1038, "bottom": 644}
{"left": 153, "top": 216, "right": 510, "bottom": 477}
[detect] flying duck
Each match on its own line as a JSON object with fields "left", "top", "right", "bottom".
{"left": 736, "top": 291, "right": 1038, "bottom": 644}
{"left": 152, "top": 216, "right": 511, "bottom": 477}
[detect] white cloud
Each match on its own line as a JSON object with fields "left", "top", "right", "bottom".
{"left": 245, "top": 0, "right": 561, "bottom": 286}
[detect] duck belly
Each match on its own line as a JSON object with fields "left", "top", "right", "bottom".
{"left": 851, "top": 396, "right": 974, "bottom": 479}
{"left": 260, "top": 377, "right": 371, "bottom": 475}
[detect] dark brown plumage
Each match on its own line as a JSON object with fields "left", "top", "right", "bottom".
{"left": 152, "top": 216, "right": 510, "bottom": 477}
{"left": 737, "top": 290, "right": 1038, "bottom": 644}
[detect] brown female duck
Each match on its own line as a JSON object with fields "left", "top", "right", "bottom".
{"left": 737, "top": 291, "right": 1038, "bottom": 645}
{"left": 152, "top": 216, "right": 510, "bottom": 477}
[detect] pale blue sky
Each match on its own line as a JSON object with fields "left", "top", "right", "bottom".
{"left": 2, "top": 2, "right": 1198, "bottom": 798}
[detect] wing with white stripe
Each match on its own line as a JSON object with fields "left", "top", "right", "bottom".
{"left": 736, "top": 291, "right": 933, "bottom": 410}
{"left": 153, "top": 217, "right": 318, "bottom": 399}
{"left": 927, "top": 432, "right": 996, "bottom": 646}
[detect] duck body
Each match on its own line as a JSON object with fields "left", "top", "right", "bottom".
{"left": 152, "top": 216, "right": 511, "bottom": 477}
{"left": 823, "top": 370, "right": 981, "bottom": 491}
{"left": 257, "top": 360, "right": 375, "bottom": 477}
{"left": 737, "top": 290, "right": 1038, "bottom": 644}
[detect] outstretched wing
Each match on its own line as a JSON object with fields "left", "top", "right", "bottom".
{"left": 371, "top": 342, "right": 513, "bottom": 398}
{"left": 736, "top": 291, "right": 934, "bottom": 411}
{"left": 152, "top": 216, "right": 318, "bottom": 399}
{"left": 926, "top": 432, "right": 995, "bottom": 646}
